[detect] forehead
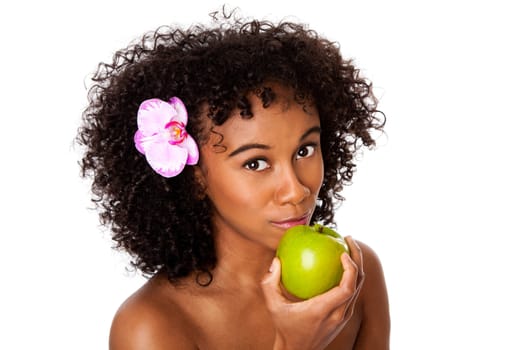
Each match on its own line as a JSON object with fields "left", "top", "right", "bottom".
{"left": 204, "top": 85, "right": 319, "bottom": 148}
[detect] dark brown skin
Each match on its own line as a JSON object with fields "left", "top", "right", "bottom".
{"left": 109, "top": 240, "right": 389, "bottom": 349}
{"left": 109, "top": 87, "right": 390, "bottom": 349}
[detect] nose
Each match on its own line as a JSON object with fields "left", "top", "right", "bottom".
{"left": 274, "top": 164, "right": 311, "bottom": 205}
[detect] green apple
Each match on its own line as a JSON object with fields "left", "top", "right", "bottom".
{"left": 276, "top": 223, "right": 349, "bottom": 299}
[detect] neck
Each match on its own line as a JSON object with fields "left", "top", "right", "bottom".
{"left": 211, "top": 226, "right": 276, "bottom": 291}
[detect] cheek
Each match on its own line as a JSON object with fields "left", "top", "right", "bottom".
{"left": 301, "top": 156, "right": 324, "bottom": 195}
{"left": 205, "top": 171, "right": 267, "bottom": 211}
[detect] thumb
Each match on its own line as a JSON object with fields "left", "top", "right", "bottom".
{"left": 261, "top": 257, "right": 286, "bottom": 306}
{"left": 262, "top": 257, "right": 281, "bottom": 286}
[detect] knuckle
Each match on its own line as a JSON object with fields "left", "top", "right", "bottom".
{"left": 337, "top": 280, "right": 355, "bottom": 298}
{"left": 329, "top": 307, "right": 347, "bottom": 324}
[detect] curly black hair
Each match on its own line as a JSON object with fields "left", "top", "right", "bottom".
{"left": 77, "top": 11, "right": 384, "bottom": 284}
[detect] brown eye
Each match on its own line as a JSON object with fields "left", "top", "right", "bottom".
{"left": 296, "top": 145, "right": 315, "bottom": 159}
{"left": 244, "top": 159, "right": 270, "bottom": 171}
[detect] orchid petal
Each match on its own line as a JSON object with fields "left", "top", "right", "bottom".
{"left": 144, "top": 142, "right": 188, "bottom": 178}
{"left": 182, "top": 134, "right": 199, "bottom": 165}
{"left": 137, "top": 99, "right": 176, "bottom": 136}
{"left": 168, "top": 96, "right": 188, "bottom": 125}
{"left": 134, "top": 130, "right": 146, "bottom": 154}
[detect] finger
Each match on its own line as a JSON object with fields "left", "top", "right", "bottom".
{"left": 260, "top": 257, "right": 288, "bottom": 309}
{"left": 342, "top": 238, "right": 366, "bottom": 320}
{"left": 261, "top": 257, "right": 281, "bottom": 286}
{"left": 345, "top": 236, "right": 365, "bottom": 285}
{"left": 344, "top": 236, "right": 361, "bottom": 268}
{"left": 343, "top": 272, "right": 366, "bottom": 321}
{"left": 337, "top": 250, "right": 369, "bottom": 322}
{"left": 339, "top": 252, "right": 359, "bottom": 296}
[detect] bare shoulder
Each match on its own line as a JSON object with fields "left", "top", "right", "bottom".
{"left": 109, "top": 277, "right": 197, "bottom": 350}
{"left": 354, "top": 241, "right": 391, "bottom": 349}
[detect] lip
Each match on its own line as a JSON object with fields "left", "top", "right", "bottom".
{"left": 271, "top": 212, "right": 311, "bottom": 230}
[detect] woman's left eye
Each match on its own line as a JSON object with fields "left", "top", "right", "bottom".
{"left": 296, "top": 144, "right": 316, "bottom": 159}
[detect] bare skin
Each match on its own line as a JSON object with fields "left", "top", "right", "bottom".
{"left": 109, "top": 241, "right": 389, "bottom": 349}
{"left": 109, "top": 86, "right": 390, "bottom": 349}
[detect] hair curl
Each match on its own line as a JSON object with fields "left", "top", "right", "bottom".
{"left": 77, "top": 11, "right": 384, "bottom": 284}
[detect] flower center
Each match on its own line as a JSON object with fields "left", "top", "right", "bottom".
{"left": 165, "top": 120, "right": 188, "bottom": 145}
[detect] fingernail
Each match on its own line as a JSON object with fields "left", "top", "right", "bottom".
{"left": 268, "top": 258, "right": 276, "bottom": 273}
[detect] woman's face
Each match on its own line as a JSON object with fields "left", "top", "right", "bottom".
{"left": 197, "top": 86, "right": 324, "bottom": 251}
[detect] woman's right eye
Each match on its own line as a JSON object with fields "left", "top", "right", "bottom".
{"left": 243, "top": 159, "right": 270, "bottom": 171}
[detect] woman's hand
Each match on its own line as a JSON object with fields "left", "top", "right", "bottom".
{"left": 261, "top": 237, "right": 365, "bottom": 350}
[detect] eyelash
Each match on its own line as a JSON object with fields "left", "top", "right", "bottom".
{"left": 243, "top": 158, "right": 270, "bottom": 172}
{"left": 296, "top": 144, "right": 317, "bottom": 159}
{"left": 242, "top": 143, "right": 318, "bottom": 172}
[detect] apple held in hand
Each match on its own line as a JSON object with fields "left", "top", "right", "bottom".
{"left": 276, "top": 223, "right": 349, "bottom": 299}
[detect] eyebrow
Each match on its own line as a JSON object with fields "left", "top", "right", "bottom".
{"left": 228, "top": 126, "right": 321, "bottom": 158}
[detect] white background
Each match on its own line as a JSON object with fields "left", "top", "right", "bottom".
{"left": 1, "top": 0, "right": 524, "bottom": 349}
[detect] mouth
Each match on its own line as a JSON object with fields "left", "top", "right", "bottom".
{"left": 270, "top": 212, "right": 311, "bottom": 230}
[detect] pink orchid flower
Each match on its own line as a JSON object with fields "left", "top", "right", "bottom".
{"left": 134, "top": 97, "right": 199, "bottom": 178}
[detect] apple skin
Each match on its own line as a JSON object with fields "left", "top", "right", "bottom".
{"left": 276, "top": 224, "right": 350, "bottom": 299}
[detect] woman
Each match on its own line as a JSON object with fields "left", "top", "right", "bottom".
{"left": 78, "top": 12, "right": 390, "bottom": 349}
